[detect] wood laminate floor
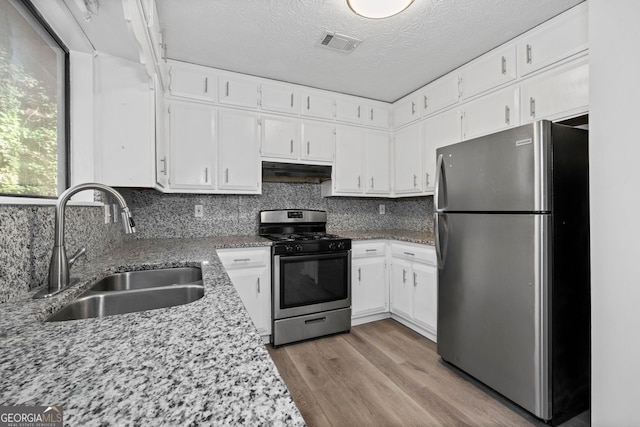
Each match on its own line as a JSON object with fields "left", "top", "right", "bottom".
{"left": 267, "top": 319, "right": 590, "bottom": 427}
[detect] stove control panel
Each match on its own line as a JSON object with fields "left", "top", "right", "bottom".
{"left": 274, "top": 239, "right": 352, "bottom": 255}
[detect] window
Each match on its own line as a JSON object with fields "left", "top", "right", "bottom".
{"left": 0, "top": 0, "right": 68, "bottom": 198}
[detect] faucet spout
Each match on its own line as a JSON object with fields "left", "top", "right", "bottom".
{"left": 34, "top": 183, "right": 136, "bottom": 299}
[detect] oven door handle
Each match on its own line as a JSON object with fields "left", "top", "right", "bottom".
{"left": 275, "top": 251, "right": 350, "bottom": 262}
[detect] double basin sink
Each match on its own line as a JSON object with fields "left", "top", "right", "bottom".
{"left": 47, "top": 267, "right": 204, "bottom": 322}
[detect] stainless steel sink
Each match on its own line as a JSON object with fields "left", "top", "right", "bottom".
{"left": 89, "top": 267, "right": 202, "bottom": 291}
{"left": 46, "top": 267, "right": 204, "bottom": 322}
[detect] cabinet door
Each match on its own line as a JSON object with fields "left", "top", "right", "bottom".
{"left": 520, "top": 57, "right": 589, "bottom": 124}
{"left": 365, "top": 131, "right": 391, "bottom": 194}
{"left": 393, "top": 95, "right": 420, "bottom": 128}
{"left": 261, "top": 82, "right": 299, "bottom": 114}
{"left": 301, "top": 121, "right": 335, "bottom": 162}
{"left": 394, "top": 123, "right": 423, "bottom": 194}
{"left": 219, "top": 75, "right": 260, "bottom": 109}
{"left": 390, "top": 259, "right": 413, "bottom": 319}
{"left": 352, "top": 258, "right": 387, "bottom": 317}
{"left": 460, "top": 45, "right": 517, "bottom": 100}
{"left": 517, "top": 2, "right": 588, "bottom": 77}
{"left": 412, "top": 262, "right": 438, "bottom": 333}
{"left": 423, "top": 108, "right": 461, "bottom": 193}
{"left": 169, "top": 63, "right": 217, "bottom": 102}
{"left": 336, "top": 97, "right": 363, "bottom": 124}
{"left": 462, "top": 85, "right": 519, "bottom": 140}
{"left": 334, "top": 127, "right": 364, "bottom": 193}
{"left": 218, "top": 110, "right": 260, "bottom": 192}
{"left": 366, "top": 104, "right": 390, "bottom": 128}
{"left": 168, "top": 101, "right": 216, "bottom": 190}
{"left": 261, "top": 116, "right": 300, "bottom": 160}
{"left": 226, "top": 266, "right": 271, "bottom": 336}
{"left": 420, "top": 73, "right": 460, "bottom": 117}
{"left": 301, "top": 91, "right": 335, "bottom": 120}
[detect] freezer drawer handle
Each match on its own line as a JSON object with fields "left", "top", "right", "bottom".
{"left": 305, "top": 316, "right": 326, "bottom": 325}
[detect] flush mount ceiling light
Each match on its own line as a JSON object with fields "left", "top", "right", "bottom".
{"left": 347, "top": 0, "right": 415, "bottom": 19}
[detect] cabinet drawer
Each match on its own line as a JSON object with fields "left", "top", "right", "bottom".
{"left": 217, "top": 247, "right": 270, "bottom": 269}
{"left": 390, "top": 243, "right": 436, "bottom": 265}
{"left": 352, "top": 241, "right": 386, "bottom": 258}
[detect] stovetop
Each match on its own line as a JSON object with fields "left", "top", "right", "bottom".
{"left": 264, "top": 232, "right": 342, "bottom": 242}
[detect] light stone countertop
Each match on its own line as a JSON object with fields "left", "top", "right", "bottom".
{"left": 0, "top": 236, "right": 305, "bottom": 426}
{"left": 332, "top": 229, "right": 436, "bottom": 246}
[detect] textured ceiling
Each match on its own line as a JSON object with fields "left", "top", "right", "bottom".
{"left": 156, "top": 0, "right": 585, "bottom": 103}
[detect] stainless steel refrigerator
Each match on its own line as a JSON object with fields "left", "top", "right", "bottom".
{"left": 435, "top": 120, "right": 590, "bottom": 425}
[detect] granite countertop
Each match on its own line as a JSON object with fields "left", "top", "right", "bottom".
{"left": 332, "top": 229, "right": 435, "bottom": 246}
{"left": 0, "top": 236, "right": 305, "bottom": 426}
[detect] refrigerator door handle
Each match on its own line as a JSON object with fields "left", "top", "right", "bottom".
{"left": 434, "top": 213, "right": 448, "bottom": 269}
{"left": 434, "top": 154, "right": 447, "bottom": 212}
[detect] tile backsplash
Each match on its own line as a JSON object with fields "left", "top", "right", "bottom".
{"left": 0, "top": 204, "right": 123, "bottom": 303}
{"left": 119, "top": 183, "right": 433, "bottom": 239}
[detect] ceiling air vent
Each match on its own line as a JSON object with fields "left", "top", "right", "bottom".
{"left": 318, "top": 31, "right": 361, "bottom": 53}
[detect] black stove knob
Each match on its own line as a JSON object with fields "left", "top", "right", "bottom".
{"left": 295, "top": 244, "right": 303, "bottom": 252}
{"left": 337, "top": 241, "right": 345, "bottom": 250}
{"left": 285, "top": 245, "right": 294, "bottom": 253}
{"left": 328, "top": 242, "right": 337, "bottom": 251}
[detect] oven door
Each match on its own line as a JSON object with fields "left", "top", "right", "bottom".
{"left": 273, "top": 251, "right": 351, "bottom": 319}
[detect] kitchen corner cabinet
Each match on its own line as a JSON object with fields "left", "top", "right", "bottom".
{"left": 394, "top": 122, "right": 423, "bottom": 194}
{"left": 168, "top": 62, "right": 218, "bottom": 102}
{"left": 217, "top": 247, "right": 271, "bottom": 338}
{"left": 389, "top": 242, "right": 437, "bottom": 341}
{"left": 365, "top": 104, "right": 390, "bottom": 129}
{"left": 393, "top": 95, "right": 420, "bottom": 128}
{"left": 167, "top": 101, "right": 216, "bottom": 190}
{"left": 218, "top": 110, "right": 261, "bottom": 192}
{"left": 351, "top": 241, "right": 388, "bottom": 320}
{"left": 520, "top": 57, "right": 589, "bottom": 124}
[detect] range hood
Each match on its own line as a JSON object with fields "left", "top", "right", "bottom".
{"left": 262, "top": 161, "right": 332, "bottom": 183}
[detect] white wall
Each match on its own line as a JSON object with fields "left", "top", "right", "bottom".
{"left": 589, "top": 1, "right": 640, "bottom": 425}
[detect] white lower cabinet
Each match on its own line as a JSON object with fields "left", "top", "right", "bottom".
{"left": 217, "top": 247, "right": 271, "bottom": 338}
{"left": 351, "top": 242, "right": 388, "bottom": 322}
{"left": 389, "top": 242, "right": 438, "bottom": 341}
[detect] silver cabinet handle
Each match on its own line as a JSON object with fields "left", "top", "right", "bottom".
{"left": 424, "top": 95, "right": 428, "bottom": 110}
{"left": 413, "top": 174, "right": 418, "bottom": 188}
{"left": 307, "top": 96, "right": 310, "bottom": 110}
{"left": 290, "top": 93, "right": 294, "bottom": 108}
{"left": 357, "top": 105, "right": 361, "bottom": 118}
{"left": 225, "top": 168, "right": 229, "bottom": 183}
{"left": 505, "top": 105, "right": 510, "bottom": 124}
{"left": 204, "top": 167, "right": 209, "bottom": 183}
{"left": 370, "top": 177, "right": 374, "bottom": 189}
{"left": 233, "top": 258, "right": 251, "bottom": 262}
{"left": 501, "top": 56, "right": 507, "bottom": 74}
{"left": 290, "top": 139, "right": 294, "bottom": 153}
{"left": 426, "top": 172, "right": 430, "bottom": 187}
{"left": 370, "top": 108, "right": 374, "bottom": 120}
{"left": 413, "top": 272, "right": 417, "bottom": 287}
{"left": 204, "top": 77, "right": 208, "bottom": 93}
{"left": 526, "top": 44, "right": 532, "bottom": 64}
{"left": 530, "top": 97, "right": 536, "bottom": 118}
{"left": 358, "top": 267, "right": 361, "bottom": 282}
{"left": 404, "top": 251, "right": 415, "bottom": 256}
{"left": 307, "top": 141, "right": 310, "bottom": 155}
{"left": 402, "top": 269, "right": 407, "bottom": 283}
{"left": 365, "top": 249, "right": 377, "bottom": 253}
{"left": 357, "top": 176, "right": 361, "bottom": 188}
{"left": 160, "top": 156, "right": 166, "bottom": 175}
{"left": 411, "top": 101, "right": 416, "bottom": 115}
{"left": 257, "top": 277, "right": 260, "bottom": 293}
{"left": 225, "top": 81, "right": 229, "bottom": 97}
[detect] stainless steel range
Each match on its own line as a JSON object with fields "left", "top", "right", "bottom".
{"left": 259, "top": 210, "right": 352, "bottom": 347}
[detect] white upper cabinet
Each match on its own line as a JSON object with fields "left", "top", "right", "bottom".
{"left": 517, "top": 2, "right": 588, "bottom": 77}
{"left": 261, "top": 116, "right": 300, "bottom": 160}
{"left": 423, "top": 108, "right": 462, "bottom": 193}
{"left": 168, "top": 62, "right": 217, "bottom": 102}
{"left": 520, "top": 57, "right": 589, "bottom": 124}
{"left": 393, "top": 94, "right": 420, "bottom": 128}
{"left": 364, "top": 130, "right": 391, "bottom": 194}
{"left": 462, "top": 86, "right": 519, "bottom": 141}
{"left": 334, "top": 127, "right": 364, "bottom": 194}
{"left": 168, "top": 101, "right": 216, "bottom": 190}
{"left": 336, "top": 97, "right": 363, "bottom": 124}
{"left": 419, "top": 73, "right": 460, "bottom": 117}
{"left": 365, "top": 104, "right": 390, "bottom": 129}
{"left": 218, "top": 110, "right": 260, "bottom": 192}
{"left": 301, "top": 121, "right": 335, "bottom": 162}
{"left": 260, "top": 82, "right": 300, "bottom": 114}
{"left": 460, "top": 45, "right": 517, "bottom": 100}
{"left": 394, "top": 122, "right": 423, "bottom": 194}
{"left": 301, "top": 90, "right": 335, "bottom": 120}
{"left": 218, "top": 75, "right": 260, "bottom": 109}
